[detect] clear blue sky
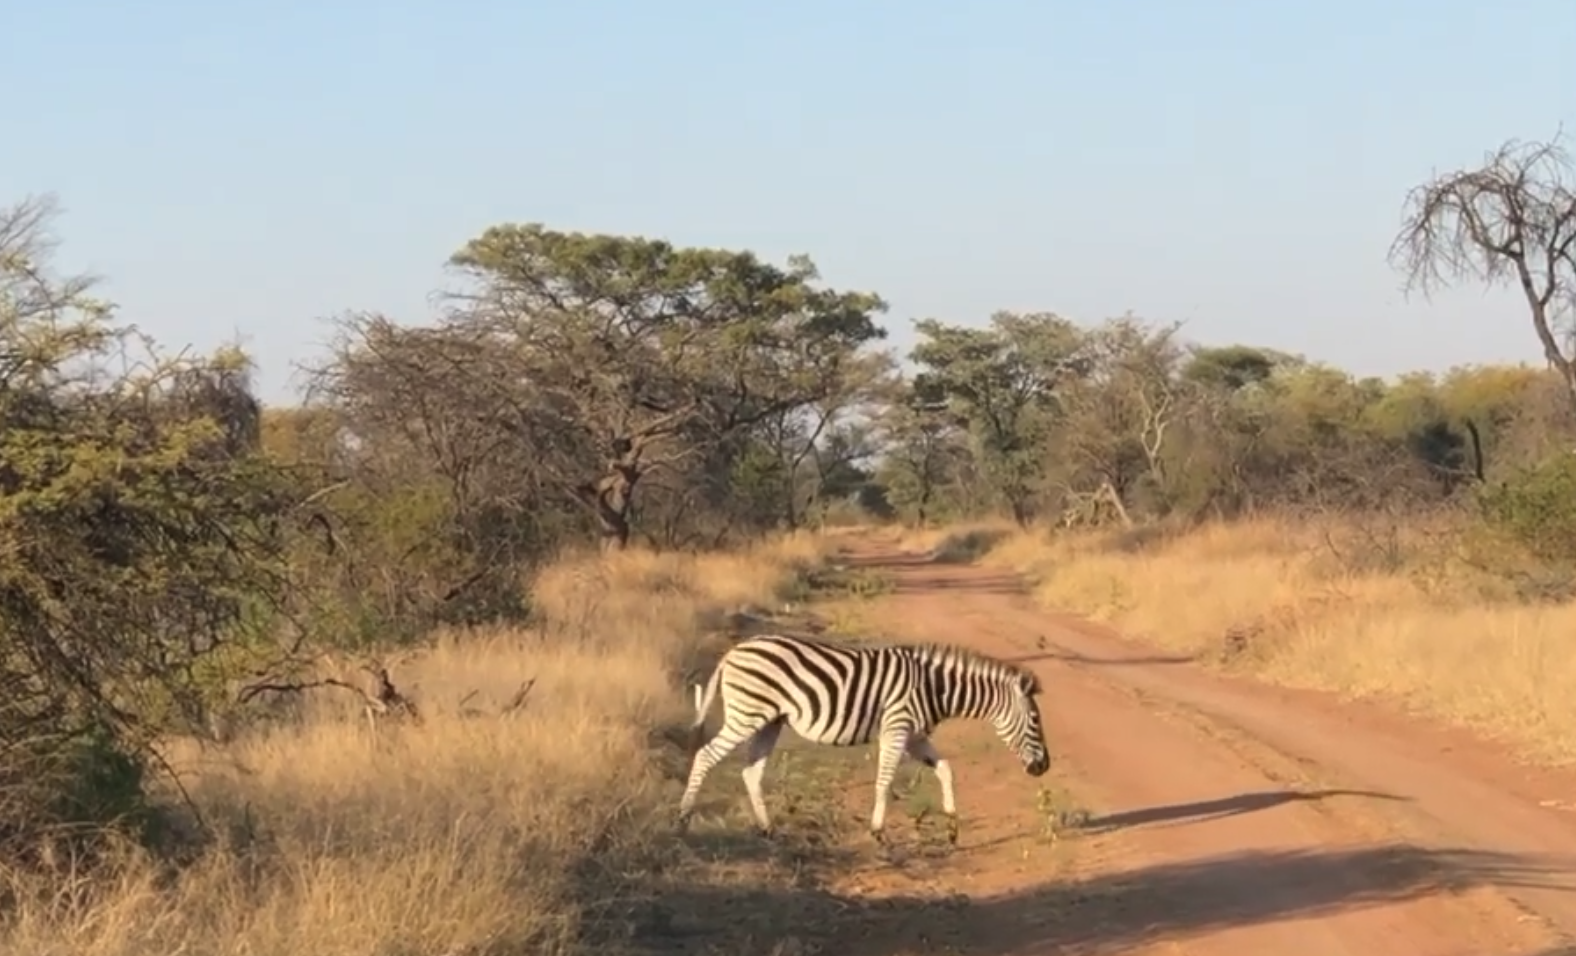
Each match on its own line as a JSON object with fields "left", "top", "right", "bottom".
{"left": 6, "top": 0, "right": 1574, "bottom": 404}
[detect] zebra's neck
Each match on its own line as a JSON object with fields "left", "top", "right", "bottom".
{"left": 914, "top": 652, "right": 997, "bottom": 724}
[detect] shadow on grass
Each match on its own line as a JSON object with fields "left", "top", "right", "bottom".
{"left": 629, "top": 844, "right": 1574, "bottom": 956}
{"left": 840, "top": 545, "right": 1025, "bottom": 596}
{"left": 892, "top": 574, "right": 1025, "bottom": 596}
{"left": 916, "top": 527, "right": 1016, "bottom": 565}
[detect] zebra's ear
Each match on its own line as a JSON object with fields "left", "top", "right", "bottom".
{"left": 1019, "top": 671, "right": 1042, "bottom": 696}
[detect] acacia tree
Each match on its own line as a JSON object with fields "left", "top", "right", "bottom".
{"left": 755, "top": 349, "right": 895, "bottom": 528}
{"left": 1166, "top": 344, "right": 1285, "bottom": 516}
{"left": 909, "top": 312, "right": 1086, "bottom": 525}
{"left": 1390, "top": 136, "right": 1576, "bottom": 417}
{"left": 0, "top": 195, "right": 298, "bottom": 848}
{"left": 874, "top": 378, "right": 971, "bottom": 525}
{"left": 298, "top": 317, "right": 575, "bottom": 634}
{"left": 323, "top": 225, "right": 887, "bottom": 549}
{"left": 1053, "top": 316, "right": 1185, "bottom": 514}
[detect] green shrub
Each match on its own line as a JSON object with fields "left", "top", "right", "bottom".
{"left": 1477, "top": 452, "right": 1576, "bottom": 563}
{"left": 49, "top": 724, "right": 151, "bottom": 838}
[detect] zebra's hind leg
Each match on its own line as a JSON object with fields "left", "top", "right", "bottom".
{"left": 904, "top": 736, "right": 959, "bottom": 846}
{"left": 741, "top": 718, "right": 785, "bottom": 836}
{"left": 677, "top": 714, "right": 763, "bottom": 835}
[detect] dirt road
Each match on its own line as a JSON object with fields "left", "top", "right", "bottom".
{"left": 823, "top": 536, "right": 1576, "bottom": 956}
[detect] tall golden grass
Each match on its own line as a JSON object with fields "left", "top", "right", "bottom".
{"left": 970, "top": 516, "right": 1576, "bottom": 764}
{"left": 0, "top": 533, "right": 827, "bottom": 956}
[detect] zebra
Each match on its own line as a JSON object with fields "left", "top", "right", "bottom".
{"left": 675, "top": 632, "right": 1051, "bottom": 845}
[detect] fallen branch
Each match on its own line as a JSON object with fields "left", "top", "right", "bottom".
{"left": 500, "top": 678, "right": 536, "bottom": 717}
{"left": 455, "top": 679, "right": 536, "bottom": 719}
{"left": 236, "top": 652, "right": 422, "bottom": 735}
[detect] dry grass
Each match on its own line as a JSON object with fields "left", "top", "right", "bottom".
{"left": 969, "top": 516, "right": 1576, "bottom": 765}
{"left": 0, "top": 533, "right": 832, "bottom": 956}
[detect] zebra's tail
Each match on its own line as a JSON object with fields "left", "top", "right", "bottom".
{"left": 687, "top": 659, "right": 726, "bottom": 756}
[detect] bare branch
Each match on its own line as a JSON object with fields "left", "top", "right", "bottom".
{"left": 236, "top": 653, "right": 421, "bottom": 729}
{"left": 1390, "top": 134, "right": 1576, "bottom": 413}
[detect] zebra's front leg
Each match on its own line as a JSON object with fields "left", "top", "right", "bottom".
{"left": 741, "top": 719, "right": 784, "bottom": 836}
{"left": 905, "top": 736, "right": 959, "bottom": 845}
{"left": 869, "top": 728, "right": 909, "bottom": 845}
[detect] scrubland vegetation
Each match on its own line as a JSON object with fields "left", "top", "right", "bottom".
{"left": 1, "top": 538, "right": 831, "bottom": 956}
{"left": 0, "top": 196, "right": 868, "bottom": 954}
{"left": 3, "top": 133, "right": 1576, "bottom": 954}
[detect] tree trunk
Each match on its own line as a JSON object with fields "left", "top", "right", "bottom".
{"left": 576, "top": 471, "right": 636, "bottom": 551}
{"left": 599, "top": 512, "right": 632, "bottom": 551}
{"left": 1515, "top": 261, "right": 1576, "bottom": 421}
{"left": 1008, "top": 491, "right": 1031, "bottom": 528}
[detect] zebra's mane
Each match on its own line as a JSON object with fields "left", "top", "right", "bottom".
{"left": 902, "top": 641, "right": 1042, "bottom": 694}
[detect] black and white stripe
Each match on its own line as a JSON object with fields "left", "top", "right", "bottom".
{"left": 676, "top": 633, "right": 1051, "bottom": 843}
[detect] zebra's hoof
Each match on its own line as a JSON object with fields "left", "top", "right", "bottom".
{"left": 755, "top": 824, "right": 775, "bottom": 840}
{"left": 675, "top": 814, "right": 692, "bottom": 837}
{"left": 870, "top": 826, "right": 887, "bottom": 846}
{"left": 945, "top": 815, "right": 960, "bottom": 846}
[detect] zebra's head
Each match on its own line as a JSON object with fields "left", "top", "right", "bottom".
{"left": 993, "top": 668, "right": 1050, "bottom": 777}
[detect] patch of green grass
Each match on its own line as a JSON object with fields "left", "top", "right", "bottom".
{"left": 768, "top": 742, "right": 867, "bottom": 844}
{"left": 621, "top": 735, "right": 873, "bottom": 954}
{"left": 806, "top": 602, "right": 879, "bottom": 641}
{"left": 893, "top": 765, "right": 938, "bottom": 819}
{"left": 888, "top": 765, "right": 967, "bottom": 851}
{"left": 676, "top": 735, "right": 866, "bottom": 863}
{"left": 1034, "top": 784, "right": 1093, "bottom": 842}
{"left": 802, "top": 565, "right": 894, "bottom": 599}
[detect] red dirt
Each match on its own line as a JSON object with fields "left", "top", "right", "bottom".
{"left": 823, "top": 535, "right": 1576, "bottom": 956}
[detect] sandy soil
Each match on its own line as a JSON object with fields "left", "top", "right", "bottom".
{"left": 816, "top": 535, "right": 1576, "bottom": 956}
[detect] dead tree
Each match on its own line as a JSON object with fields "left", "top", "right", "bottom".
{"left": 1390, "top": 136, "right": 1576, "bottom": 417}
{"left": 1058, "top": 480, "right": 1134, "bottom": 530}
{"left": 1136, "top": 379, "right": 1176, "bottom": 487}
